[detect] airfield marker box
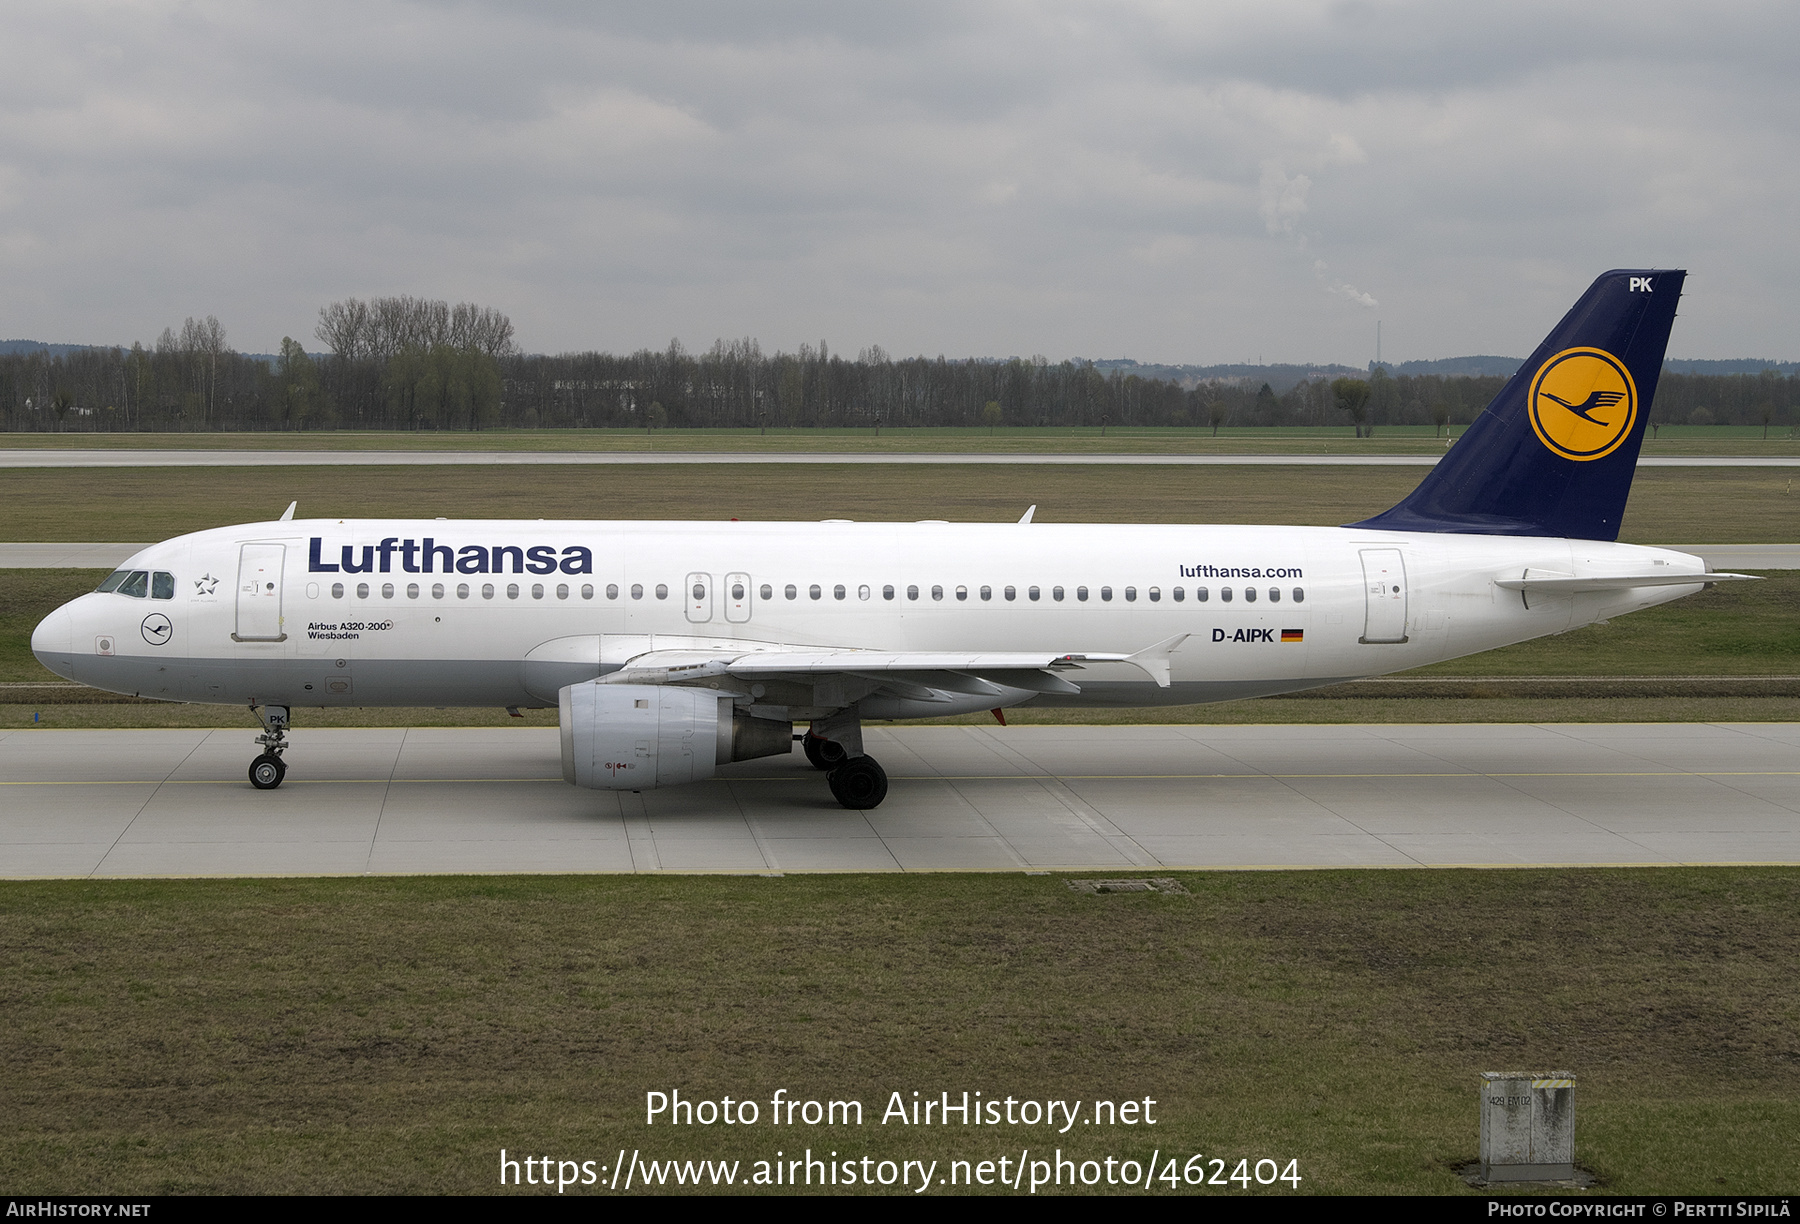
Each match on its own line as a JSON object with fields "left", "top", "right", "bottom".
{"left": 1479, "top": 1072, "right": 1575, "bottom": 1182}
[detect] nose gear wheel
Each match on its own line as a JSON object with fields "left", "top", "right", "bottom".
{"left": 250, "top": 753, "right": 287, "bottom": 789}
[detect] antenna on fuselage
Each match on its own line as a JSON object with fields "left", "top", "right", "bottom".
{"left": 1018, "top": 505, "right": 1036, "bottom": 524}
{"left": 279, "top": 501, "right": 297, "bottom": 522}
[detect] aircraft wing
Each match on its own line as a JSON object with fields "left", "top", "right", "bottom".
{"left": 602, "top": 634, "right": 1190, "bottom": 690}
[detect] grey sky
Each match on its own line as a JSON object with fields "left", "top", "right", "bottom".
{"left": 1, "top": 1, "right": 1794, "bottom": 364}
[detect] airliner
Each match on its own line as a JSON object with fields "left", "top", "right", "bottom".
{"left": 32, "top": 269, "right": 1749, "bottom": 809}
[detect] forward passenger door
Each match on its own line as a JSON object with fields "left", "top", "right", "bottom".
{"left": 233, "top": 543, "right": 287, "bottom": 642}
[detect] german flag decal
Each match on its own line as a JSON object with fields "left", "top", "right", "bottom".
{"left": 1281, "top": 629, "right": 1304, "bottom": 643}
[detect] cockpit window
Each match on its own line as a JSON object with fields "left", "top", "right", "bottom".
{"left": 95, "top": 571, "right": 129, "bottom": 593}
{"left": 117, "top": 571, "right": 149, "bottom": 598}
{"left": 151, "top": 572, "right": 175, "bottom": 600}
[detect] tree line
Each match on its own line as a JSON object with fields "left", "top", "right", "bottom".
{"left": 0, "top": 303, "right": 1794, "bottom": 434}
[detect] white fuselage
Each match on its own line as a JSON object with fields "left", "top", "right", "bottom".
{"left": 32, "top": 518, "right": 1708, "bottom": 715}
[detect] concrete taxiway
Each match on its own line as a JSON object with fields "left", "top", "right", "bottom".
{"left": 4, "top": 722, "right": 1797, "bottom": 877}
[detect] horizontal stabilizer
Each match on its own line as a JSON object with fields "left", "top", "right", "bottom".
{"left": 1495, "top": 571, "right": 1759, "bottom": 593}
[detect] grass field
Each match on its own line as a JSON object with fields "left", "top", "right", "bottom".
{"left": 3, "top": 869, "right": 1797, "bottom": 1195}
{"left": 2, "top": 461, "right": 1797, "bottom": 544}
{"left": 3, "top": 423, "right": 1797, "bottom": 456}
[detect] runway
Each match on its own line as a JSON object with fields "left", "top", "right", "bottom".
{"left": 8, "top": 542, "right": 1797, "bottom": 569}
{"left": 4, "top": 448, "right": 1799, "bottom": 467}
{"left": 5, "top": 722, "right": 1798, "bottom": 877}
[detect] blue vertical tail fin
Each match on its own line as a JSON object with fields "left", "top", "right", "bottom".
{"left": 1351, "top": 269, "right": 1684, "bottom": 541}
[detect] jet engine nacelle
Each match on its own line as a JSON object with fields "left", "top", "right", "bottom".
{"left": 559, "top": 681, "right": 793, "bottom": 790}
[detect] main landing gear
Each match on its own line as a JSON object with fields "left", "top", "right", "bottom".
{"left": 802, "top": 729, "right": 847, "bottom": 770}
{"left": 249, "top": 704, "right": 290, "bottom": 790}
{"left": 803, "top": 727, "right": 887, "bottom": 810}
{"left": 827, "top": 756, "right": 888, "bottom": 810}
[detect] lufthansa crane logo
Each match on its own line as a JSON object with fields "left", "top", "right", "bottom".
{"left": 1528, "top": 347, "right": 1638, "bottom": 462}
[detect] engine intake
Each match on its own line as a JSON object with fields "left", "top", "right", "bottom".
{"left": 559, "top": 681, "right": 792, "bottom": 790}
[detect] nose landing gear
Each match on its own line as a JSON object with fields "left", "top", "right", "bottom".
{"left": 249, "top": 705, "right": 290, "bottom": 790}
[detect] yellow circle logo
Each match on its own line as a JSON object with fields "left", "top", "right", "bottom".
{"left": 1528, "top": 347, "right": 1638, "bottom": 461}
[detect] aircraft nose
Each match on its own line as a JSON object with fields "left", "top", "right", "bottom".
{"left": 31, "top": 601, "right": 77, "bottom": 680}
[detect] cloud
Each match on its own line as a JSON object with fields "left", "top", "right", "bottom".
{"left": 1259, "top": 162, "right": 1311, "bottom": 238}
{"left": 0, "top": 1, "right": 1793, "bottom": 363}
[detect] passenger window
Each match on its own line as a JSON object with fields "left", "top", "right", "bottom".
{"left": 980, "top": 586, "right": 992, "bottom": 601}
{"left": 354, "top": 582, "right": 368, "bottom": 599}
{"left": 760, "top": 584, "right": 772, "bottom": 600}
{"left": 655, "top": 584, "right": 668, "bottom": 600}
{"left": 532, "top": 584, "right": 545, "bottom": 600}
{"left": 152, "top": 572, "right": 175, "bottom": 599}
{"left": 785, "top": 584, "right": 797, "bottom": 600}
{"left": 956, "top": 585, "right": 968, "bottom": 601}
{"left": 1173, "top": 587, "right": 1185, "bottom": 602}
{"left": 1196, "top": 586, "right": 1209, "bottom": 602}
{"left": 583, "top": 585, "right": 595, "bottom": 599}
{"left": 1268, "top": 587, "right": 1280, "bottom": 603}
{"left": 1052, "top": 586, "right": 1063, "bottom": 601}
{"left": 1125, "top": 586, "right": 1137, "bottom": 602}
{"left": 1027, "top": 586, "right": 1040, "bottom": 601}
{"left": 381, "top": 582, "right": 395, "bottom": 599}
{"left": 457, "top": 583, "right": 470, "bottom": 599}
{"left": 482, "top": 583, "right": 495, "bottom": 599}
{"left": 433, "top": 583, "right": 445, "bottom": 599}
{"left": 1245, "top": 587, "right": 1257, "bottom": 603}
{"left": 1221, "top": 587, "right": 1233, "bottom": 602}
{"left": 95, "top": 571, "right": 129, "bottom": 593}
{"left": 555, "top": 584, "right": 568, "bottom": 599}
{"left": 407, "top": 583, "right": 420, "bottom": 599}
{"left": 883, "top": 585, "right": 895, "bottom": 600}
{"left": 333, "top": 582, "right": 345, "bottom": 599}
{"left": 809, "top": 584, "right": 822, "bottom": 600}
{"left": 1100, "top": 586, "right": 1112, "bottom": 601}
{"left": 834, "top": 585, "right": 846, "bottom": 600}
{"left": 732, "top": 582, "right": 746, "bottom": 600}
{"left": 907, "top": 585, "right": 919, "bottom": 600}
{"left": 857, "top": 585, "right": 870, "bottom": 600}
{"left": 1293, "top": 588, "right": 1305, "bottom": 603}
{"left": 1077, "top": 586, "right": 1088, "bottom": 601}
{"left": 119, "top": 571, "right": 149, "bottom": 598}
{"left": 1148, "top": 587, "right": 1161, "bottom": 602}
{"left": 692, "top": 582, "right": 706, "bottom": 601}
{"left": 931, "top": 585, "right": 943, "bottom": 600}
{"left": 631, "top": 584, "right": 643, "bottom": 599}
{"left": 1004, "top": 585, "right": 1016, "bottom": 601}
